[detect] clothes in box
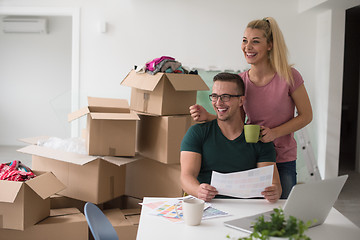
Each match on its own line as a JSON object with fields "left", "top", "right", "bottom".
{"left": 121, "top": 70, "right": 209, "bottom": 115}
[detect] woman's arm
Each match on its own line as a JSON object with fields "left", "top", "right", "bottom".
{"left": 189, "top": 104, "right": 246, "bottom": 123}
{"left": 261, "top": 84, "right": 313, "bottom": 142}
{"left": 189, "top": 104, "right": 217, "bottom": 122}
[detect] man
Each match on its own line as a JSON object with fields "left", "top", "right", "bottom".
{"left": 180, "top": 72, "right": 282, "bottom": 203}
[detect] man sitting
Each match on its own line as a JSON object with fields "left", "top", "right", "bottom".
{"left": 180, "top": 72, "right": 282, "bottom": 202}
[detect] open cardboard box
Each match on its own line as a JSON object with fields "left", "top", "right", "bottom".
{"left": 50, "top": 194, "right": 142, "bottom": 213}
{"left": 18, "top": 136, "right": 140, "bottom": 204}
{"left": 101, "top": 208, "right": 140, "bottom": 240}
{"left": 136, "top": 113, "right": 194, "bottom": 164}
{"left": 0, "top": 208, "right": 88, "bottom": 240}
{"left": 103, "top": 195, "right": 142, "bottom": 210}
{"left": 50, "top": 194, "right": 92, "bottom": 213}
{"left": 68, "top": 96, "right": 140, "bottom": 157}
{"left": 0, "top": 170, "right": 65, "bottom": 230}
{"left": 121, "top": 70, "right": 209, "bottom": 115}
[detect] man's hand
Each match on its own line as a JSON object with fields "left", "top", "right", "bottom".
{"left": 261, "top": 184, "right": 281, "bottom": 203}
{"left": 197, "top": 183, "right": 218, "bottom": 202}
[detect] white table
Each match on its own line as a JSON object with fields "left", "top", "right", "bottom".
{"left": 136, "top": 197, "right": 360, "bottom": 240}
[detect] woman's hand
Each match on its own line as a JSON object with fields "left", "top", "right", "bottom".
{"left": 189, "top": 104, "right": 209, "bottom": 122}
{"left": 260, "top": 126, "right": 278, "bottom": 143}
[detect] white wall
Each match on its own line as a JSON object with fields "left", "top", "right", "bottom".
{"left": 0, "top": 15, "right": 72, "bottom": 145}
{"left": 1, "top": 0, "right": 360, "bottom": 176}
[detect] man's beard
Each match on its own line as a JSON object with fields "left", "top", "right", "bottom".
{"left": 217, "top": 115, "right": 230, "bottom": 122}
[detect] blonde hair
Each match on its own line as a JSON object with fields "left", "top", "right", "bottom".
{"left": 247, "top": 17, "right": 294, "bottom": 86}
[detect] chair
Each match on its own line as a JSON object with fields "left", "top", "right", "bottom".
{"left": 84, "top": 202, "right": 119, "bottom": 240}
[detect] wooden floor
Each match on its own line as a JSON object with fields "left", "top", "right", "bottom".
{"left": 1, "top": 145, "right": 359, "bottom": 228}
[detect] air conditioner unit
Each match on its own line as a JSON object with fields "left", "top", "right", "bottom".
{"left": 2, "top": 17, "right": 48, "bottom": 34}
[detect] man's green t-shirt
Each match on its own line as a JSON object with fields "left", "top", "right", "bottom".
{"left": 180, "top": 119, "right": 276, "bottom": 185}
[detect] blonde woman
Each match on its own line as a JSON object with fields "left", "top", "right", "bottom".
{"left": 190, "top": 17, "right": 312, "bottom": 199}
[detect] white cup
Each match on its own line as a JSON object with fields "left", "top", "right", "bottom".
{"left": 182, "top": 198, "right": 205, "bottom": 226}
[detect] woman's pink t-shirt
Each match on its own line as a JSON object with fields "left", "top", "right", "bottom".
{"left": 240, "top": 68, "right": 304, "bottom": 163}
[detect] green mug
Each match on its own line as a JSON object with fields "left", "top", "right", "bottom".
{"left": 244, "top": 125, "right": 261, "bottom": 143}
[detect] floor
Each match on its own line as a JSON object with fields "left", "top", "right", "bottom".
{"left": 1, "top": 145, "right": 360, "bottom": 228}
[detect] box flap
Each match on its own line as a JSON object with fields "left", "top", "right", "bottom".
{"left": 87, "top": 97, "right": 130, "bottom": 113}
{"left": 166, "top": 73, "right": 209, "bottom": 91}
{"left": 26, "top": 171, "right": 66, "bottom": 199}
{"left": 89, "top": 112, "right": 140, "bottom": 121}
{"left": 68, "top": 107, "right": 90, "bottom": 122}
{"left": 17, "top": 145, "right": 99, "bottom": 165}
{"left": 104, "top": 208, "right": 139, "bottom": 227}
{"left": 121, "top": 70, "right": 209, "bottom": 92}
{"left": 103, "top": 208, "right": 127, "bottom": 225}
{"left": 88, "top": 96, "right": 129, "bottom": 109}
{"left": 121, "top": 70, "right": 163, "bottom": 91}
{"left": 17, "top": 145, "right": 141, "bottom": 167}
{"left": 122, "top": 208, "right": 142, "bottom": 216}
{"left": 126, "top": 214, "right": 140, "bottom": 225}
{"left": 50, "top": 208, "right": 81, "bottom": 217}
{"left": 18, "top": 136, "right": 50, "bottom": 145}
{"left": 102, "top": 153, "right": 141, "bottom": 167}
{"left": 0, "top": 181, "right": 23, "bottom": 203}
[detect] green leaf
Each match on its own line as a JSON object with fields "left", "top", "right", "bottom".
{"left": 228, "top": 207, "right": 314, "bottom": 240}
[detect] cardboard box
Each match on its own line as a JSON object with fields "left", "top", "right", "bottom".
{"left": 68, "top": 96, "right": 140, "bottom": 156}
{"left": 0, "top": 208, "right": 88, "bottom": 240}
{"left": 125, "top": 157, "right": 183, "bottom": 199}
{"left": 103, "top": 195, "right": 142, "bottom": 210}
{"left": 50, "top": 194, "right": 142, "bottom": 214}
{"left": 50, "top": 194, "right": 98, "bottom": 213}
{"left": 101, "top": 208, "right": 140, "bottom": 240}
{"left": 137, "top": 113, "right": 194, "bottom": 164}
{"left": 0, "top": 171, "right": 65, "bottom": 230}
{"left": 121, "top": 70, "right": 209, "bottom": 115}
{"left": 18, "top": 138, "right": 140, "bottom": 204}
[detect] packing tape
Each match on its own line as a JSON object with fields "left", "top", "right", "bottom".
{"left": 109, "top": 147, "right": 116, "bottom": 156}
{"left": 110, "top": 176, "right": 114, "bottom": 198}
{"left": 143, "top": 92, "right": 150, "bottom": 113}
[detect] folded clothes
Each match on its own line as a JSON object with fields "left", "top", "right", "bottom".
{"left": 0, "top": 160, "right": 36, "bottom": 181}
{"left": 146, "top": 56, "right": 175, "bottom": 72}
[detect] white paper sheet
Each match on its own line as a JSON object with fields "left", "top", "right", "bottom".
{"left": 210, "top": 165, "right": 274, "bottom": 198}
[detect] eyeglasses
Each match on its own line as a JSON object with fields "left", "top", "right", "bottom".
{"left": 209, "top": 94, "right": 243, "bottom": 102}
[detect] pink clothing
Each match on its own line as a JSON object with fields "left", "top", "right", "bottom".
{"left": 240, "top": 68, "right": 304, "bottom": 163}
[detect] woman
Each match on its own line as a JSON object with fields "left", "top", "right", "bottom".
{"left": 190, "top": 17, "right": 312, "bottom": 199}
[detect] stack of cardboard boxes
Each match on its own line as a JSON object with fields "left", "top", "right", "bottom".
{"left": 0, "top": 69, "right": 208, "bottom": 239}
{"left": 121, "top": 70, "right": 209, "bottom": 199}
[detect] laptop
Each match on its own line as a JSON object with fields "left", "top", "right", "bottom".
{"left": 224, "top": 175, "right": 348, "bottom": 233}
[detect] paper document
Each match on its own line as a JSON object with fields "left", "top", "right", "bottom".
{"left": 210, "top": 165, "right": 274, "bottom": 198}
{"left": 143, "top": 196, "right": 229, "bottom": 223}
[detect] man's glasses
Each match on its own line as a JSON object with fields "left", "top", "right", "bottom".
{"left": 209, "top": 94, "right": 242, "bottom": 102}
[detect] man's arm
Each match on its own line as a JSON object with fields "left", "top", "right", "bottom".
{"left": 257, "top": 162, "right": 282, "bottom": 203}
{"left": 180, "top": 151, "right": 218, "bottom": 202}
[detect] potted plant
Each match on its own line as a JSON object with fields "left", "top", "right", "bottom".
{"left": 227, "top": 208, "right": 314, "bottom": 240}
